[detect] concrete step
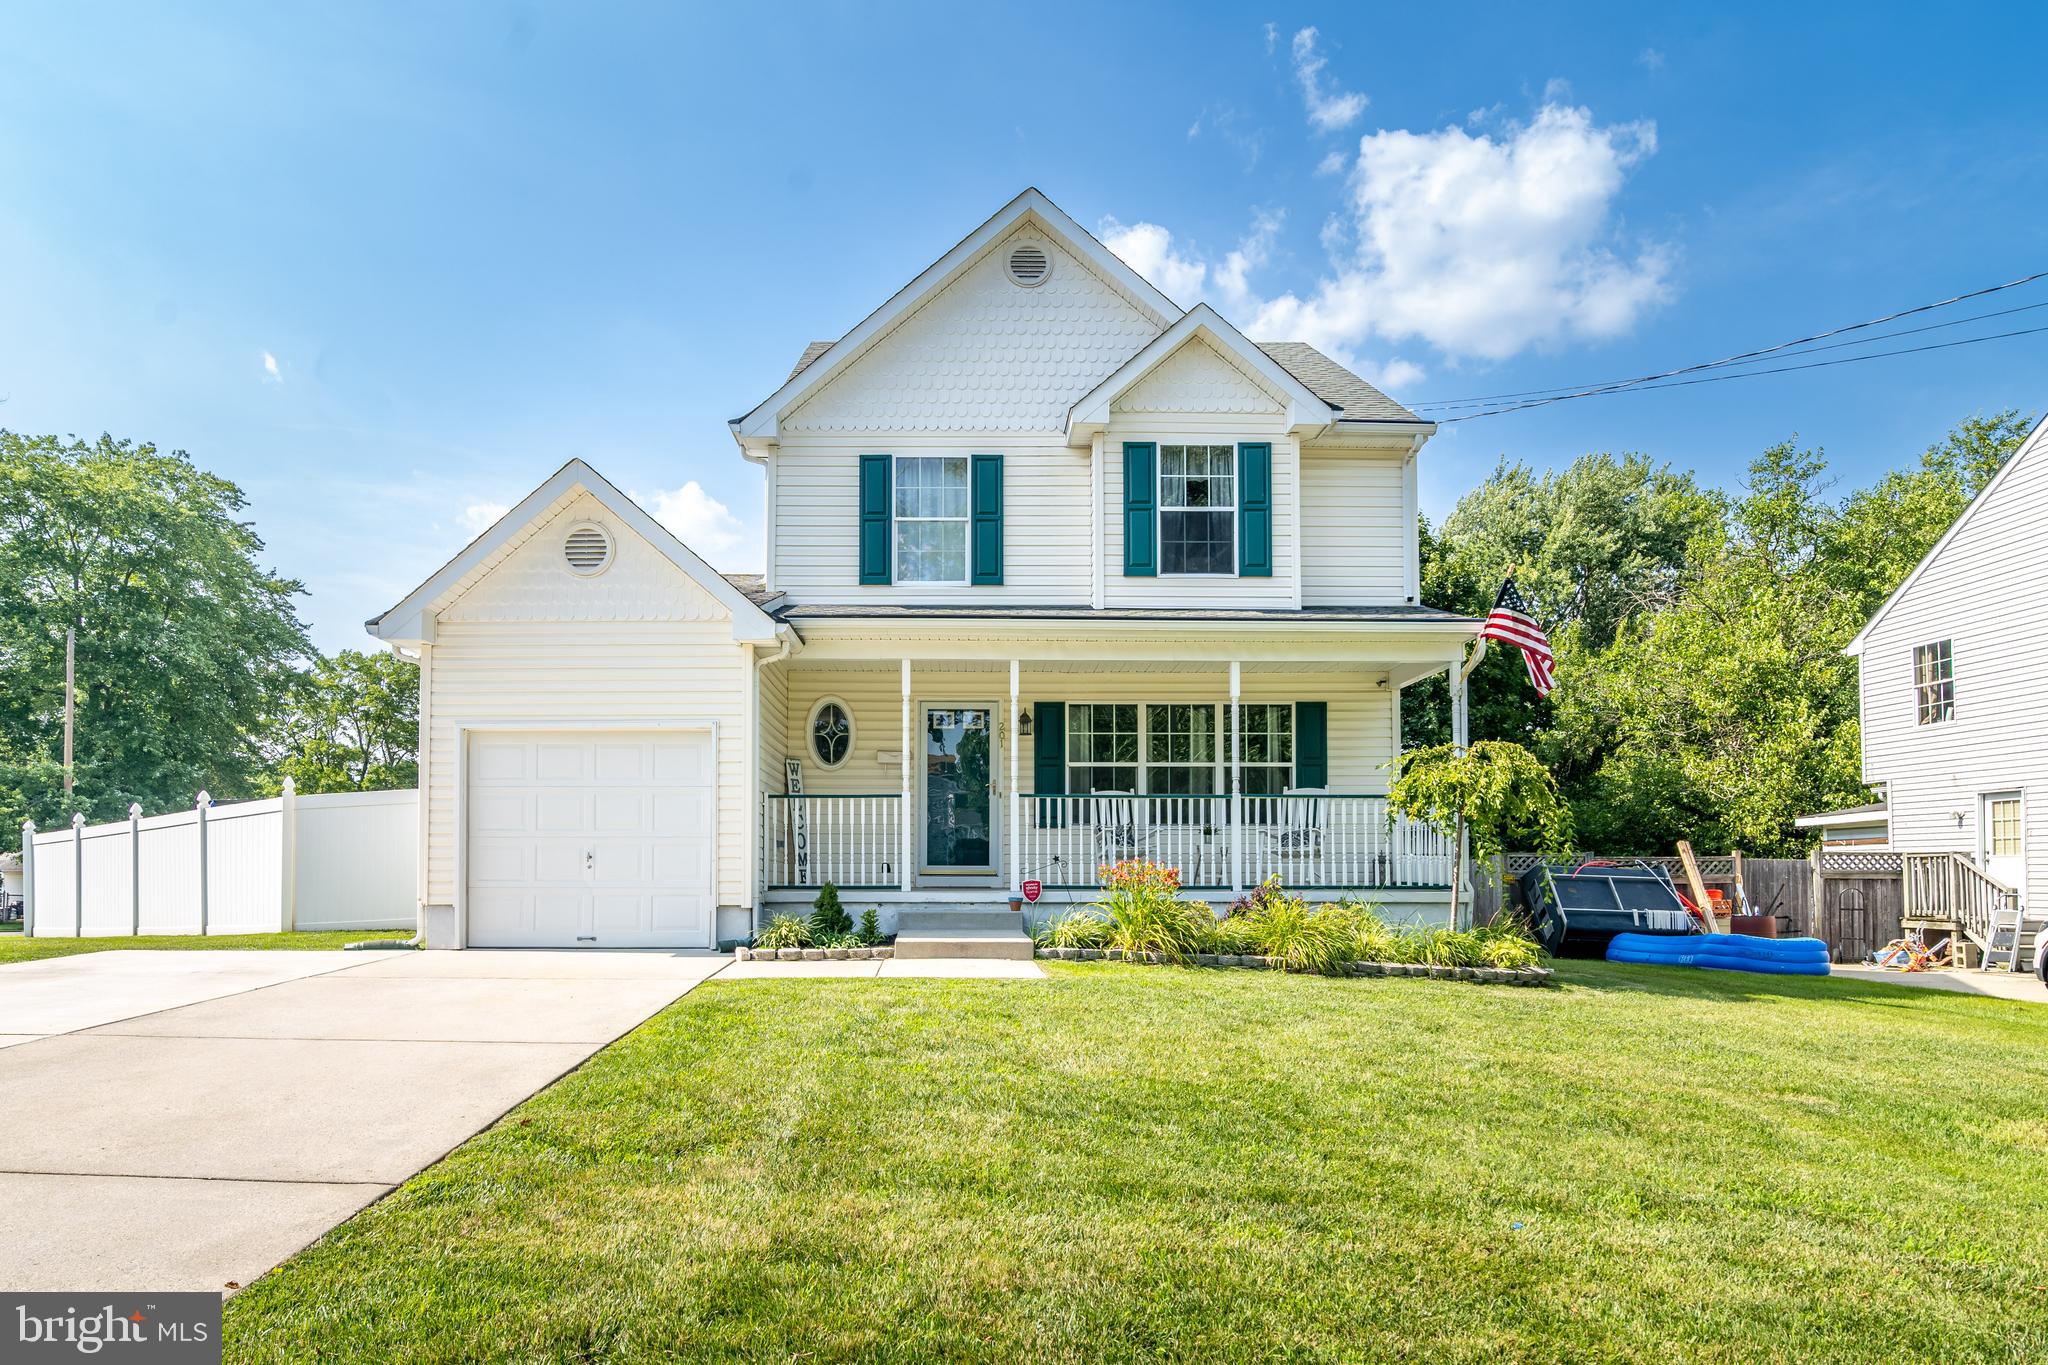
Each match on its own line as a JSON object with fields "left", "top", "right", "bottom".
{"left": 896, "top": 909, "right": 1030, "bottom": 933}
{"left": 893, "top": 927, "right": 1036, "bottom": 961}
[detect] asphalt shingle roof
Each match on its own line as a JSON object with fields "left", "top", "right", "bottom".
{"left": 1255, "top": 342, "right": 1419, "bottom": 423}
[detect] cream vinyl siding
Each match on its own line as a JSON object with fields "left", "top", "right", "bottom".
{"left": 775, "top": 667, "right": 1397, "bottom": 796}
{"left": 770, "top": 437, "right": 1092, "bottom": 603}
{"left": 1856, "top": 428, "right": 2048, "bottom": 910}
{"left": 422, "top": 503, "right": 755, "bottom": 911}
{"left": 1300, "top": 447, "right": 1409, "bottom": 605}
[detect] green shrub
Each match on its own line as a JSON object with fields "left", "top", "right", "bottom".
{"left": 1195, "top": 914, "right": 1259, "bottom": 955}
{"left": 756, "top": 915, "right": 811, "bottom": 950}
{"left": 1040, "top": 909, "right": 1113, "bottom": 949}
{"left": 1092, "top": 859, "right": 1210, "bottom": 962}
{"left": 1236, "top": 892, "right": 1361, "bottom": 974}
{"left": 855, "top": 906, "right": 884, "bottom": 946}
{"left": 1478, "top": 933, "right": 1541, "bottom": 969}
{"left": 809, "top": 883, "right": 852, "bottom": 940}
{"left": 815, "top": 932, "right": 863, "bottom": 950}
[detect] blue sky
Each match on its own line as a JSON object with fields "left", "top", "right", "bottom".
{"left": 5, "top": 2, "right": 2046, "bottom": 652}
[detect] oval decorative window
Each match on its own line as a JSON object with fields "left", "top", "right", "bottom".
{"left": 808, "top": 699, "right": 853, "bottom": 768}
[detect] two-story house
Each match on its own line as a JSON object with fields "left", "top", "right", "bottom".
{"left": 1833, "top": 412, "right": 2048, "bottom": 970}
{"left": 370, "top": 190, "right": 1480, "bottom": 950}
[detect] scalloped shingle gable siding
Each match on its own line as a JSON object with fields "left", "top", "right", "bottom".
{"left": 1112, "top": 337, "right": 1284, "bottom": 414}
{"left": 784, "top": 227, "right": 1162, "bottom": 433}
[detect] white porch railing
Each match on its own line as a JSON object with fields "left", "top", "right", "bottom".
{"left": 762, "top": 794, "right": 903, "bottom": 890}
{"left": 1015, "top": 793, "right": 1453, "bottom": 892}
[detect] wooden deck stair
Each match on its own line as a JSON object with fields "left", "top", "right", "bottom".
{"left": 1902, "top": 853, "right": 2038, "bottom": 970}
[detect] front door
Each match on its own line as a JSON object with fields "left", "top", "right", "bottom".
{"left": 921, "top": 705, "right": 996, "bottom": 876}
{"left": 1980, "top": 791, "right": 2024, "bottom": 894}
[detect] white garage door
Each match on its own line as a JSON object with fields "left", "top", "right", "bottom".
{"left": 465, "top": 731, "right": 715, "bottom": 948}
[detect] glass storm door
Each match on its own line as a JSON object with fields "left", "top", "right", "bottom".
{"left": 922, "top": 706, "right": 994, "bottom": 872}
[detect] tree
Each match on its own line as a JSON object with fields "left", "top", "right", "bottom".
{"left": 1404, "top": 453, "right": 1723, "bottom": 751}
{"left": 1389, "top": 740, "right": 1574, "bottom": 924}
{"left": 0, "top": 433, "right": 311, "bottom": 837}
{"left": 265, "top": 650, "right": 419, "bottom": 793}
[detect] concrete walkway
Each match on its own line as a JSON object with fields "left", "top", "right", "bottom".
{"left": 0, "top": 948, "right": 726, "bottom": 1293}
{"left": 1830, "top": 963, "right": 2046, "bottom": 1003}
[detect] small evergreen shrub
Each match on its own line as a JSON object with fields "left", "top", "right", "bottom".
{"left": 855, "top": 906, "right": 885, "bottom": 946}
{"left": 809, "top": 882, "right": 852, "bottom": 940}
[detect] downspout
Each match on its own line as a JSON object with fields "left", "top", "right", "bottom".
{"left": 747, "top": 625, "right": 800, "bottom": 932}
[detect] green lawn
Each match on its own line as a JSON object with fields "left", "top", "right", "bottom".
{"left": 0, "top": 929, "right": 390, "bottom": 966}
{"left": 224, "top": 963, "right": 2048, "bottom": 1363}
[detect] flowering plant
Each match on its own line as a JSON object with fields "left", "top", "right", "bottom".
{"left": 1098, "top": 859, "right": 1181, "bottom": 894}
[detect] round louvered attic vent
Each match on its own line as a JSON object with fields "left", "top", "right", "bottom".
{"left": 1006, "top": 241, "right": 1051, "bottom": 288}
{"left": 563, "top": 522, "right": 613, "bottom": 575}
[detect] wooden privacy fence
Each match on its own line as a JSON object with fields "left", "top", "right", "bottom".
{"left": 21, "top": 783, "right": 417, "bottom": 938}
{"left": 1467, "top": 848, "right": 1903, "bottom": 962}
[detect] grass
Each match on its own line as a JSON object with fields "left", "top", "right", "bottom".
{"left": 224, "top": 962, "right": 2048, "bottom": 1363}
{"left": 0, "top": 929, "right": 387, "bottom": 966}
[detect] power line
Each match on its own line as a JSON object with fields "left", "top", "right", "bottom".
{"left": 1434, "top": 321, "right": 2048, "bottom": 423}
{"left": 1407, "top": 268, "right": 2048, "bottom": 414}
{"left": 1412, "top": 297, "right": 2048, "bottom": 413}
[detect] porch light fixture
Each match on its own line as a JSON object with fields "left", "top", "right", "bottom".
{"left": 1018, "top": 709, "right": 1032, "bottom": 737}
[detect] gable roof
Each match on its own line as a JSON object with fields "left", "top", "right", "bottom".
{"left": 1845, "top": 410, "right": 2048, "bottom": 656}
{"left": 1064, "top": 304, "right": 1337, "bottom": 444}
{"left": 731, "top": 188, "right": 1183, "bottom": 444}
{"left": 367, "top": 460, "right": 781, "bottom": 645}
{"left": 1256, "top": 343, "right": 1420, "bottom": 423}
{"left": 786, "top": 341, "right": 834, "bottom": 383}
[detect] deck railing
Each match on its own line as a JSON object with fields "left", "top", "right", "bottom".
{"left": 762, "top": 794, "right": 903, "bottom": 890}
{"left": 1901, "top": 851, "right": 2019, "bottom": 950}
{"left": 1015, "top": 793, "right": 1453, "bottom": 892}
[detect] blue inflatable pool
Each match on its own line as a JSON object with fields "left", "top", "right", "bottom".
{"left": 1606, "top": 932, "right": 1830, "bottom": 976}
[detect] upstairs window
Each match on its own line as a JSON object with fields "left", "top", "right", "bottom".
{"left": 894, "top": 456, "right": 968, "bottom": 583}
{"left": 1913, "top": 640, "right": 1954, "bottom": 725}
{"left": 1159, "top": 444, "right": 1235, "bottom": 575}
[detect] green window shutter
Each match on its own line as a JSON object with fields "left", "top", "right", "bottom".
{"left": 1122, "top": 441, "right": 1156, "bottom": 577}
{"left": 971, "top": 453, "right": 1004, "bottom": 585}
{"left": 1294, "top": 702, "right": 1328, "bottom": 789}
{"left": 858, "top": 454, "right": 891, "bottom": 585}
{"left": 1238, "top": 442, "right": 1272, "bottom": 577}
{"left": 1033, "top": 701, "right": 1066, "bottom": 828}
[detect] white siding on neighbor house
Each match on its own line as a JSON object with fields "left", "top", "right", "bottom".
{"left": 782, "top": 224, "right": 1164, "bottom": 434}
{"left": 769, "top": 437, "right": 1093, "bottom": 603}
{"left": 774, "top": 666, "right": 1398, "bottom": 798}
{"left": 423, "top": 498, "right": 755, "bottom": 911}
{"left": 1300, "top": 446, "right": 1410, "bottom": 605}
{"left": 1857, "top": 426, "right": 2048, "bottom": 911}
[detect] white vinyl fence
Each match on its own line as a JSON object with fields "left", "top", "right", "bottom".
{"left": 22, "top": 781, "right": 416, "bottom": 937}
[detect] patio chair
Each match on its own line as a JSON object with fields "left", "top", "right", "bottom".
{"left": 1090, "top": 792, "right": 1143, "bottom": 866}
{"left": 1268, "top": 788, "right": 1325, "bottom": 860}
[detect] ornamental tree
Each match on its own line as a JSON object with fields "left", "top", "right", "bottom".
{"left": 1389, "top": 741, "right": 1574, "bottom": 923}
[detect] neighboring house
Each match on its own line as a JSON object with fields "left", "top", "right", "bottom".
{"left": 1, "top": 850, "right": 21, "bottom": 918}
{"left": 1840, "top": 411, "right": 2048, "bottom": 963}
{"left": 370, "top": 189, "right": 1480, "bottom": 950}
{"left": 1793, "top": 801, "right": 1890, "bottom": 849}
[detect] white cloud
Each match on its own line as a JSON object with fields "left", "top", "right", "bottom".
{"left": 1110, "top": 99, "right": 1671, "bottom": 375}
{"left": 633, "top": 480, "right": 759, "bottom": 570}
{"left": 1638, "top": 47, "right": 1665, "bottom": 72}
{"left": 459, "top": 501, "right": 508, "bottom": 535}
{"left": 1291, "top": 28, "right": 1367, "bottom": 132}
{"left": 261, "top": 351, "right": 282, "bottom": 383}
{"left": 1315, "top": 149, "right": 1349, "bottom": 177}
{"left": 1264, "top": 21, "right": 1278, "bottom": 54}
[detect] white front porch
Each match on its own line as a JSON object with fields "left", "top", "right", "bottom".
{"left": 752, "top": 631, "right": 1475, "bottom": 921}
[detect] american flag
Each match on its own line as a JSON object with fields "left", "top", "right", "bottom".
{"left": 1481, "top": 578, "right": 1556, "bottom": 697}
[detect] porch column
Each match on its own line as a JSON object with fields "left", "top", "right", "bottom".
{"left": 1448, "top": 653, "right": 1470, "bottom": 928}
{"left": 1450, "top": 655, "right": 1470, "bottom": 751}
{"left": 900, "top": 659, "right": 913, "bottom": 892}
{"left": 1008, "top": 659, "right": 1021, "bottom": 893}
{"left": 1229, "top": 661, "right": 1243, "bottom": 896}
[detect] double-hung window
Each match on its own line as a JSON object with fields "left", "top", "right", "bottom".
{"left": 1159, "top": 444, "right": 1235, "bottom": 575}
{"left": 1235, "top": 703, "right": 1294, "bottom": 794}
{"left": 894, "top": 455, "right": 969, "bottom": 583}
{"left": 1145, "top": 704, "right": 1218, "bottom": 794}
{"left": 1065, "top": 703, "right": 1138, "bottom": 794}
{"left": 1913, "top": 640, "right": 1954, "bottom": 725}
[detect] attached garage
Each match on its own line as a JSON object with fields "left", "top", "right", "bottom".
{"left": 466, "top": 731, "right": 716, "bottom": 948}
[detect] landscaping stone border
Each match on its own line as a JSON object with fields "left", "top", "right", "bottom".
{"left": 733, "top": 945, "right": 895, "bottom": 962}
{"left": 1032, "top": 946, "right": 1552, "bottom": 985}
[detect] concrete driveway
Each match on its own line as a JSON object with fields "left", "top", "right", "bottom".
{"left": 0, "top": 948, "right": 726, "bottom": 1293}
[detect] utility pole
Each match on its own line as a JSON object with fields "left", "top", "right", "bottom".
{"left": 63, "top": 627, "right": 75, "bottom": 796}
